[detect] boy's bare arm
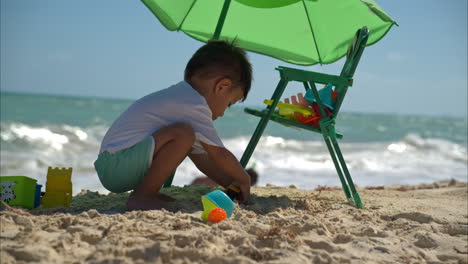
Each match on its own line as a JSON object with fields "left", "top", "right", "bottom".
{"left": 191, "top": 142, "right": 251, "bottom": 202}
{"left": 188, "top": 153, "right": 232, "bottom": 187}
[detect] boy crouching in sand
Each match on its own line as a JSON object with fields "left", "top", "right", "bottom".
{"left": 94, "top": 41, "right": 253, "bottom": 210}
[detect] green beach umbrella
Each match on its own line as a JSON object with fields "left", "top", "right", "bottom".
{"left": 141, "top": 0, "right": 396, "bottom": 65}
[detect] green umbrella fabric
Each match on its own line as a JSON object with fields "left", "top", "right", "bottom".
{"left": 141, "top": 0, "right": 396, "bottom": 66}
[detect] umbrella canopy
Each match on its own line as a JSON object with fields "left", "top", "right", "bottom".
{"left": 141, "top": 0, "right": 396, "bottom": 66}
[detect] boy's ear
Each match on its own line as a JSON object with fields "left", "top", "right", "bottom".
{"left": 215, "top": 77, "right": 232, "bottom": 94}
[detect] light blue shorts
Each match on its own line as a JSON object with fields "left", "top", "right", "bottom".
{"left": 94, "top": 137, "right": 155, "bottom": 193}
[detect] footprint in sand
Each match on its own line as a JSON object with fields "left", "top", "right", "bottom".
{"left": 332, "top": 234, "right": 353, "bottom": 244}
{"left": 413, "top": 231, "right": 438, "bottom": 248}
{"left": 442, "top": 224, "right": 468, "bottom": 236}
{"left": 355, "top": 226, "right": 388, "bottom": 238}
{"left": 381, "top": 212, "right": 433, "bottom": 224}
{"left": 304, "top": 239, "right": 337, "bottom": 253}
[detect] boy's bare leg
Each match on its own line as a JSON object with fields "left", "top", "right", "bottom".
{"left": 127, "top": 123, "right": 195, "bottom": 210}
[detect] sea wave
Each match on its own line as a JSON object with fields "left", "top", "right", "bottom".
{"left": 1, "top": 122, "right": 466, "bottom": 193}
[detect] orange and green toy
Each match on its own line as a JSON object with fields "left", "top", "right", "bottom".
{"left": 41, "top": 167, "right": 73, "bottom": 208}
{"left": 208, "top": 208, "right": 227, "bottom": 223}
{"left": 201, "top": 190, "right": 234, "bottom": 223}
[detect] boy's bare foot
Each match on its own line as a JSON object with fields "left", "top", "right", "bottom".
{"left": 126, "top": 192, "right": 173, "bottom": 211}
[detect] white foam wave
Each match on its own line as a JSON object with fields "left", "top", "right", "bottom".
{"left": 2, "top": 124, "right": 69, "bottom": 150}
{"left": 1, "top": 122, "right": 107, "bottom": 193}
{"left": 217, "top": 134, "right": 467, "bottom": 188}
{"left": 1, "top": 123, "right": 466, "bottom": 193}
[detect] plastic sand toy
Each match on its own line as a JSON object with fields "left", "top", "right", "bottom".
{"left": 208, "top": 208, "right": 227, "bottom": 223}
{"left": 304, "top": 84, "right": 335, "bottom": 110}
{"left": 263, "top": 99, "right": 315, "bottom": 120}
{"left": 224, "top": 185, "right": 241, "bottom": 200}
{"left": 41, "top": 167, "right": 73, "bottom": 208}
{"left": 0, "top": 176, "right": 37, "bottom": 209}
{"left": 201, "top": 190, "right": 234, "bottom": 223}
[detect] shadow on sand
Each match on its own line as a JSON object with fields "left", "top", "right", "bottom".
{"left": 6, "top": 185, "right": 296, "bottom": 216}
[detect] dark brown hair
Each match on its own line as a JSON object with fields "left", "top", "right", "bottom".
{"left": 184, "top": 40, "right": 252, "bottom": 101}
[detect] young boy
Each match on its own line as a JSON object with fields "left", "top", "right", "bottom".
{"left": 94, "top": 41, "right": 253, "bottom": 210}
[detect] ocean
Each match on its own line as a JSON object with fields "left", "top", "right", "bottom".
{"left": 1, "top": 92, "right": 467, "bottom": 194}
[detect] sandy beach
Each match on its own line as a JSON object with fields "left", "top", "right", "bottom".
{"left": 1, "top": 179, "right": 467, "bottom": 264}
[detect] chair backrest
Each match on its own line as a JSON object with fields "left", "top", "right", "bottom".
{"left": 332, "top": 27, "right": 369, "bottom": 117}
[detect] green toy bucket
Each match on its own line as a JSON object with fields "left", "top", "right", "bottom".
{"left": 0, "top": 176, "right": 37, "bottom": 209}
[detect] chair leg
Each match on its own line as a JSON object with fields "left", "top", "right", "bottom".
{"left": 320, "top": 118, "right": 363, "bottom": 208}
{"left": 330, "top": 138, "right": 363, "bottom": 208}
{"left": 240, "top": 80, "right": 289, "bottom": 167}
{"left": 323, "top": 136, "right": 352, "bottom": 200}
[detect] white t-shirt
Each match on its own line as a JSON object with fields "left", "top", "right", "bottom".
{"left": 99, "top": 81, "right": 224, "bottom": 154}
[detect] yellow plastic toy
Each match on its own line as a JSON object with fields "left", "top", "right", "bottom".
{"left": 41, "top": 167, "right": 72, "bottom": 208}
{"left": 264, "top": 99, "right": 316, "bottom": 120}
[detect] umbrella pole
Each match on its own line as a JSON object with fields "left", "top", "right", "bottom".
{"left": 240, "top": 79, "right": 289, "bottom": 167}
{"left": 213, "top": 0, "right": 232, "bottom": 40}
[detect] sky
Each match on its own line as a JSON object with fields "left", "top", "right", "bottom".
{"left": 1, "top": 0, "right": 467, "bottom": 117}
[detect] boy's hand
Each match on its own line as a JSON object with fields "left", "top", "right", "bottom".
{"left": 227, "top": 180, "right": 251, "bottom": 204}
{"left": 196, "top": 142, "right": 251, "bottom": 203}
{"left": 238, "top": 182, "right": 251, "bottom": 204}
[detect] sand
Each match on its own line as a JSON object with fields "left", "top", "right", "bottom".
{"left": 1, "top": 180, "right": 467, "bottom": 264}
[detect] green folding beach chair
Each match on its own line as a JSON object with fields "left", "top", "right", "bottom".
{"left": 240, "top": 27, "right": 370, "bottom": 208}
